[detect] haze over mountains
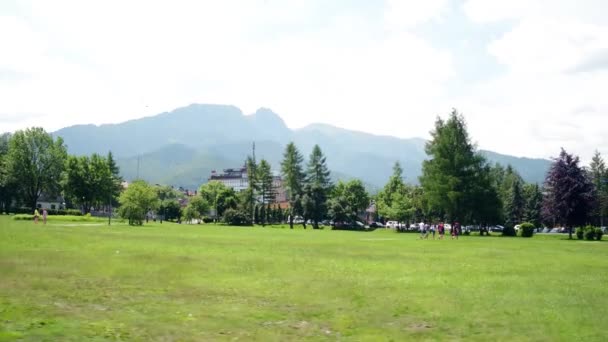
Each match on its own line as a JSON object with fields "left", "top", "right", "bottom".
{"left": 53, "top": 104, "right": 551, "bottom": 190}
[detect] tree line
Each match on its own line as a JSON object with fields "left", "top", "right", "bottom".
{"left": 0, "top": 128, "right": 122, "bottom": 214}
{"left": 375, "top": 110, "right": 604, "bottom": 239}
{"left": 2, "top": 110, "right": 607, "bottom": 239}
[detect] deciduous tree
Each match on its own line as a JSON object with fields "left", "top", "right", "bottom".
{"left": 6, "top": 128, "right": 67, "bottom": 210}
{"left": 118, "top": 180, "right": 159, "bottom": 225}
{"left": 542, "top": 149, "right": 595, "bottom": 239}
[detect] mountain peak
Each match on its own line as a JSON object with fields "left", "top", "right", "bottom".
{"left": 249, "top": 107, "right": 287, "bottom": 128}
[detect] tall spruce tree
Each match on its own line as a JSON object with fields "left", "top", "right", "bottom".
{"left": 107, "top": 151, "right": 123, "bottom": 206}
{"left": 542, "top": 149, "right": 595, "bottom": 239}
{"left": 257, "top": 159, "right": 276, "bottom": 206}
{"left": 280, "top": 142, "right": 305, "bottom": 229}
{"left": 523, "top": 183, "right": 543, "bottom": 228}
{"left": 419, "top": 109, "right": 498, "bottom": 225}
{"left": 245, "top": 156, "right": 258, "bottom": 222}
{"left": 589, "top": 151, "right": 608, "bottom": 226}
{"left": 0, "top": 133, "right": 14, "bottom": 213}
{"left": 504, "top": 178, "right": 524, "bottom": 235}
{"left": 305, "top": 145, "right": 332, "bottom": 229}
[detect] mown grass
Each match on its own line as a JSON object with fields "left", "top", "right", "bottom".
{"left": 1, "top": 216, "right": 607, "bottom": 341}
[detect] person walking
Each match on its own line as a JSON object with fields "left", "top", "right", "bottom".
{"left": 430, "top": 223, "right": 436, "bottom": 240}
{"left": 438, "top": 222, "right": 445, "bottom": 240}
{"left": 419, "top": 221, "right": 426, "bottom": 239}
{"left": 34, "top": 208, "right": 39, "bottom": 224}
{"left": 452, "top": 222, "right": 460, "bottom": 240}
{"left": 42, "top": 208, "right": 48, "bottom": 225}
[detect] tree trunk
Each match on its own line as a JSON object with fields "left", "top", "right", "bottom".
{"left": 289, "top": 215, "right": 294, "bottom": 229}
{"left": 568, "top": 226, "right": 573, "bottom": 240}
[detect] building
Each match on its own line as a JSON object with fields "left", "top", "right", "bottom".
{"left": 209, "top": 166, "right": 288, "bottom": 204}
{"left": 272, "top": 175, "right": 288, "bottom": 203}
{"left": 209, "top": 166, "right": 249, "bottom": 192}
{"left": 36, "top": 194, "right": 65, "bottom": 210}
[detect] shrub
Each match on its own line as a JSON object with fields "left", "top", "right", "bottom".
{"left": 584, "top": 226, "right": 596, "bottom": 241}
{"left": 595, "top": 228, "right": 604, "bottom": 241}
{"left": 12, "top": 214, "right": 106, "bottom": 222}
{"left": 13, "top": 214, "right": 34, "bottom": 220}
{"left": 222, "top": 208, "right": 252, "bottom": 226}
{"left": 519, "top": 222, "right": 535, "bottom": 238}
{"left": 10, "top": 208, "right": 83, "bottom": 216}
{"left": 576, "top": 227, "right": 585, "bottom": 240}
{"left": 502, "top": 225, "right": 517, "bottom": 237}
{"left": 202, "top": 216, "right": 214, "bottom": 223}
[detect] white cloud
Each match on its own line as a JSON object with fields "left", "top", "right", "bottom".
{"left": 459, "top": 0, "right": 608, "bottom": 161}
{"left": 384, "top": 0, "right": 449, "bottom": 30}
{"left": 0, "top": 0, "right": 453, "bottom": 142}
{"left": 1, "top": 0, "right": 605, "bottom": 164}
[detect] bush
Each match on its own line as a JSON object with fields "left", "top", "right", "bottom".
{"left": 595, "top": 228, "right": 604, "bottom": 241}
{"left": 502, "top": 225, "right": 517, "bottom": 237}
{"left": 519, "top": 222, "right": 535, "bottom": 238}
{"left": 10, "top": 208, "right": 83, "bottom": 216}
{"left": 584, "top": 226, "right": 596, "bottom": 241}
{"left": 576, "top": 227, "right": 584, "bottom": 240}
{"left": 13, "top": 214, "right": 34, "bottom": 220}
{"left": 202, "top": 216, "right": 214, "bottom": 223}
{"left": 12, "top": 214, "right": 106, "bottom": 222}
{"left": 222, "top": 208, "right": 252, "bottom": 226}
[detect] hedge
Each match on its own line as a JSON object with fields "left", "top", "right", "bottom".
{"left": 519, "top": 222, "right": 535, "bottom": 238}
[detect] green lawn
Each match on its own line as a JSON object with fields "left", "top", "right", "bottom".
{"left": 1, "top": 216, "right": 607, "bottom": 341}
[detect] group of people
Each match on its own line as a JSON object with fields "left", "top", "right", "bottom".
{"left": 418, "top": 221, "right": 462, "bottom": 240}
{"left": 33, "top": 208, "right": 48, "bottom": 225}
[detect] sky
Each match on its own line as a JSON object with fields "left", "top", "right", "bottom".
{"left": 1, "top": 0, "right": 607, "bottom": 162}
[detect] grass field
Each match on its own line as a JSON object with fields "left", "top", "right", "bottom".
{"left": 1, "top": 216, "right": 607, "bottom": 341}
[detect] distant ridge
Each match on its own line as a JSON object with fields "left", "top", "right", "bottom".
{"left": 53, "top": 103, "right": 551, "bottom": 189}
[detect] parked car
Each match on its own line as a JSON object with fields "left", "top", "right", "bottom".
{"left": 490, "top": 225, "right": 504, "bottom": 232}
{"left": 386, "top": 221, "right": 398, "bottom": 228}
{"left": 369, "top": 222, "right": 384, "bottom": 228}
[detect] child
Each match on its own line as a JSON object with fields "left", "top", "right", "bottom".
{"left": 42, "top": 208, "right": 48, "bottom": 225}
{"left": 430, "top": 224, "right": 436, "bottom": 240}
{"left": 438, "top": 222, "right": 445, "bottom": 240}
{"left": 34, "top": 208, "right": 39, "bottom": 224}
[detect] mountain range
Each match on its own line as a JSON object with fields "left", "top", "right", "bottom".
{"left": 53, "top": 104, "right": 551, "bottom": 191}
